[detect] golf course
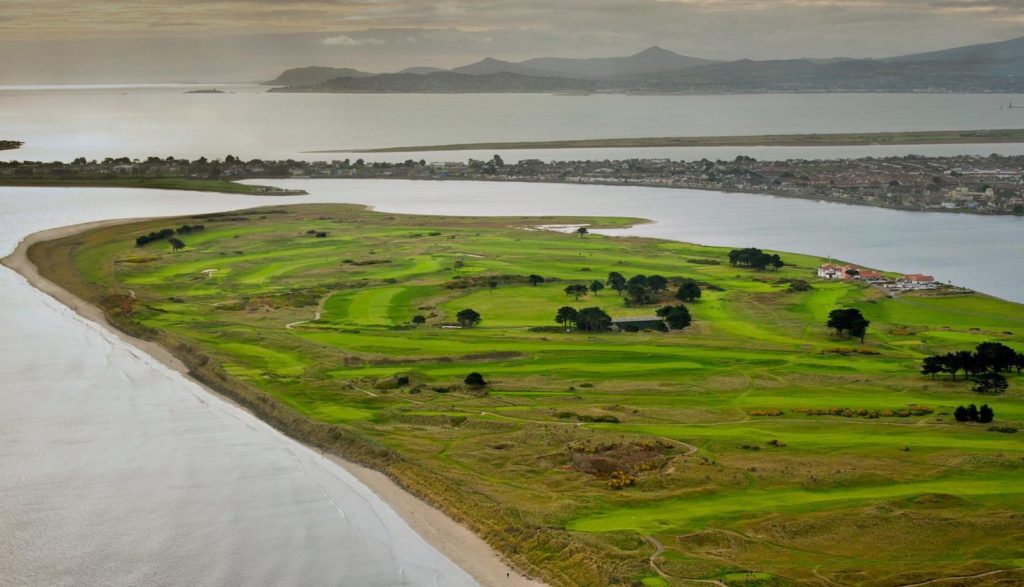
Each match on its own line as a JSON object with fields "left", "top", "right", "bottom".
{"left": 32, "top": 203, "right": 1024, "bottom": 586}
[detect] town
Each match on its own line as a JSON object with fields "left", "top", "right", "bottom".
{"left": 3, "top": 152, "right": 1024, "bottom": 215}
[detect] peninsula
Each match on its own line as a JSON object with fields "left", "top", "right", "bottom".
{"left": 1, "top": 140, "right": 23, "bottom": 151}
{"left": 30, "top": 204, "right": 1024, "bottom": 586}
{"left": 343, "top": 129, "right": 1024, "bottom": 153}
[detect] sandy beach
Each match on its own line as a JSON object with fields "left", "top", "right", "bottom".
{"left": 3, "top": 218, "right": 544, "bottom": 587}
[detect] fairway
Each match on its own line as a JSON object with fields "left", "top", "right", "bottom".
{"left": 35, "top": 203, "right": 1024, "bottom": 587}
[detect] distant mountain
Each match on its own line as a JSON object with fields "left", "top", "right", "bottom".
{"left": 264, "top": 66, "right": 374, "bottom": 86}
{"left": 266, "top": 36, "right": 1024, "bottom": 94}
{"left": 268, "top": 71, "right": 597, "bottom": 94}
{"left": 521, "top": 46, "right": 715, "bottom": 78}
{"left": 449, "top": 58, "right": 559, "bottom": 77}
{"left": 398, "top": 66, "right": 447, "bottom": 75}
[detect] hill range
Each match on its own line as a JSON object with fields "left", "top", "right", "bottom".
{"left": 266, "top": 37, "right": 1024, "bottom": 94}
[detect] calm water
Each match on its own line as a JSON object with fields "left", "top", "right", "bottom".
{"left": 3, "top": 85, "right": 1024, "bottom": 162}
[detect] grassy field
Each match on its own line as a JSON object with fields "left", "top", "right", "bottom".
{"left": 338, "top": 129, "right": 1024, "bottom": 153}
{"left": 0, "top": 176, "right": 305, "bottom": 195}
{"left": 34, "top": 204, "right": 1024, "bottom": 586}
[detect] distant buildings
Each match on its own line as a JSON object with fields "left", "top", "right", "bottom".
{"left": 816, "top": 263, "right": 938, "bottom": 292}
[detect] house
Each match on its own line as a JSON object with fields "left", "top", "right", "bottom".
{"left": 858, "top": 270, "right": 885, "bottom": 282}
{"left": 611, "top": 317, "right": 666, "bottom": 332}
{"left": 817, "top": 263, "right": 845, "bottom": 279}
{"left": 902, "top": 273, "right": 935, "bottom": 284}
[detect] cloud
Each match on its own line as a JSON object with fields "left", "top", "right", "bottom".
{"left": 320, "top": 34, "right": 385, "bottom": 46}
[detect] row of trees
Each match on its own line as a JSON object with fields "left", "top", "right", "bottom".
{"left": 728, "top": 248, "right": 784, "bottom": 271}
{"left": 954, "top": 403, "right": 995, "bottom": 423}
{"left": 921, "top": 342, "right": 1024, "bottom": 381}
{"left": 135, "top": 224, "right": 203, "bottom": 247}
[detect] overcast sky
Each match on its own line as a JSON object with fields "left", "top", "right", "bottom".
{"left": 2, "top": 0, "right": 1023, "bottom": 83}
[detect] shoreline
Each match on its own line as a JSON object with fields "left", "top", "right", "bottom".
{"left": 1, "top": 219, "right": 544, "bottom": 587}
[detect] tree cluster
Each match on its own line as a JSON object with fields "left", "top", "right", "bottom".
{"left": 921, "top": 342, "right": 1023, "bottom": 385}
{"left": 555, "top": 306, "right": 612, "bottom": 332}
{"left": 728, "top": 248, "right": 784, "bottom": 271}
{"left": 954, "top": 403, "right": 994, "bottom": 423}
{"left": 606, "top": 272, "right": 670, "bottom": 305}
{"left": 135, "top": 224, "right": 204, "bottom": 247}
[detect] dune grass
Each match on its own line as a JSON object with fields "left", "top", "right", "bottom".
{"left": 36, "top": 203, "right": 1024, "bottom": 586}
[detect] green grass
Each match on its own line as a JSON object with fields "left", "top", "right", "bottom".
{"left": 0, "top": 176, "right": 304, "bottom": 195}
{"left": 44, "top": 203, "right": 1024, "bottom": 587}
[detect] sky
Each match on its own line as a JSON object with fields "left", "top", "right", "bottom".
{"left": 1, "top": 0, "right": 1023, "bottom": 83}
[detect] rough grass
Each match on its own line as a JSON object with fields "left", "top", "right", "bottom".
{"left": 33, "top": 203, "right": 1024, "bottom": 587}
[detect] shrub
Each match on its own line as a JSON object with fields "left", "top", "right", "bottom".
{"left": 464, "top": 372, "right": 487, "bottom": 387}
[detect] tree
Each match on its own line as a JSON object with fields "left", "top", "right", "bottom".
{"left": 528, "top": 274, "right": 545, "bottom": 286}
{"left": 564, "top": 284, "right": 588, "bottom": 301}
{"left": 826, "top": 308, "right": 870, "bottom": 342}
{"left": 657, "top": 305, "right": 692, "bottom": 330}
{"left": 975, "top": 342, "right": 1018, "bottom": 373}
{"left": 953, "top": 405, "right": 969, "bottom": 422}
{"left": 576, "top": 226, "right": 589, "bottom": 238}
{"left": 555, "top": 306, "right": 578, "bottom": 331}
{"left": 169, "top": 238, "right": 186, "bottom": 251}
{"left": 456, "top": 308, "right": 481, "bottom": 328}
{"left": 589, "top": 280, "right": 604, "bottom": 296}
{"left": 966, "top": 403, "right": 979, "bottom": 422}
{"left": 606, "top": 272, "right": 626, "bottom": 293}
{"left": 972, "top": 372, "right": 1008, "bottom": 395}
{"left": 978, "top": 404, "right": 995, "bottom": 423}
{"left": 488, "top": 280, "right": 498, "bottom": 294}
{"left": 676, "top": 279, "right": 702, "bottom": 302}
{"left": 647, "top": 275, "right": 668, "bottom": 293}
{"left": 575, "top": 307, "right": 612, "bottom": 332}
{"left": 920, "top": 355, "right": 944, "bottom": 379}
{"left": 464, "top": 372, "right": 487, "bottom": 387}
{"left": 411, "top": 315, "right": 426, "bottom": 326}
{"left": 625, "top": 283, "right": 650, "bottom": 305}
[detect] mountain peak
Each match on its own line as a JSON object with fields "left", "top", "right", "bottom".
{"left": 635, "top": 46, "right": 677, "bottom": 57}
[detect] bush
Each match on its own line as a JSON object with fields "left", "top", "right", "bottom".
{"left": 464, "top": 372, "right": 487, "bottom": 387}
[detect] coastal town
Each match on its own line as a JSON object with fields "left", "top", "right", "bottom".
{"left": 815, "top": 261, "right": 956, "bottom": 294}
{"left": 3, "top": 152, "right": 1024, "bottom": 215}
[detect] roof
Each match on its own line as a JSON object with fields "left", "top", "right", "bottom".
{"left": 903, "top": 273, "right": 935, "bottom": 282}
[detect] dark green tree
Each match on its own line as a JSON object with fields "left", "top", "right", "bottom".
{"left": 979, "top": 404, "right": 995, "bottom": 423}
{"left": 657, "top": 305, "right": 692, "bottom": 330}
{"left": 647, "top": 275, "right": 668, "bottom": 293}
{"left": 564, "top": 284, "right": 588, "bottom": 301}
{"left": 464, "top": 372, "right": 488, "bottom": 387}
{"left": 589, "top": 280, "right": 604, "bottom": 296}
{"left": 528, "top": 274, "right": 545, "bottom": 286}
{"left": 606, "top": 272, "right": 626, "bottom": 293}
{"left": 575, "top": 307, "right": 612, "bottom": 332}
{"left": 953, "top": 405, "right": 969, "bottom": 422}
{"left": 973, "top": 373, "right": 1008, "bottom": 395}
{"left": 411, "top": 315, "right": 426, "bottom": 326}
{"left": 456, "top": 308, "right": 481, "bottom": 328}
{"left": 827, "top": 308, "right": 870, "bottom": 342}
{"left": 920, "top": 355, "right": 944, "bottom": 379}
{"left": 555, "top": 306, "right": 578, "bottom": 331}
{"left": 676, "top": 279, "right": 702, "bottom": 302}
{"left": 576, "top": 226, "right": 589, "bottom": 238}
